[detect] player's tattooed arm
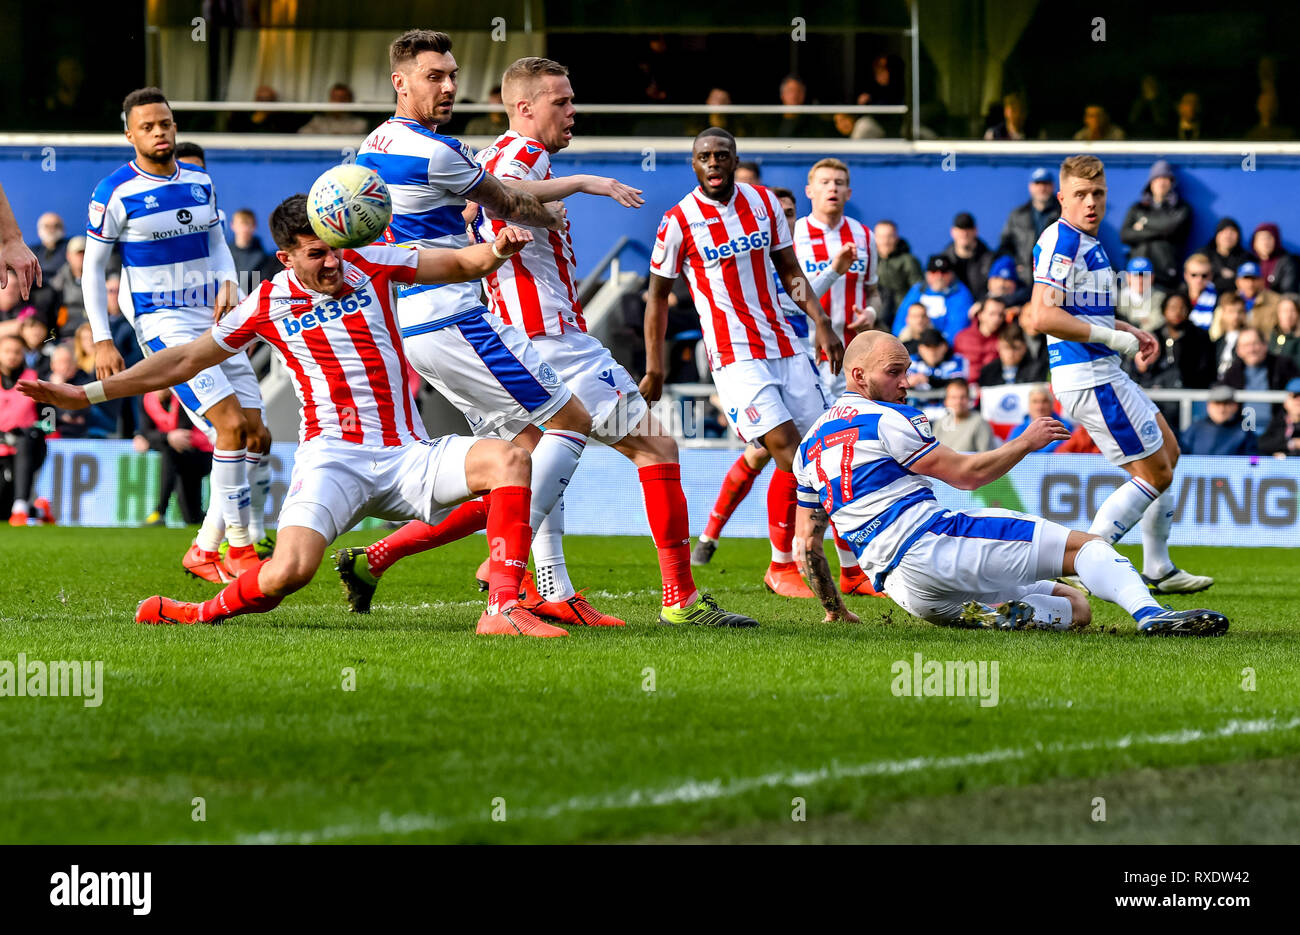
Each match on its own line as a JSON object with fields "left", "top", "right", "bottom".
{"left": 794, "top": 505, "right": 859, "bottom": 623}
{"left": 470, "top": 173, "right": 566, "bottom": 231}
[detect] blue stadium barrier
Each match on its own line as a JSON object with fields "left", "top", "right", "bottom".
{"left": 27, "top": 439, "right": 1300, "bottom": 547}
{"left": 4, "top": 143, "right": 1300, "bottom": 281}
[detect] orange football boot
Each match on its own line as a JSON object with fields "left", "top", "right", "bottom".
{"left": 183, "top": 543, "right": 232, "bottom": 583}
{"left": 476, "top": 603, "right": 569, "bottom": 637}
{"left": 763, "top": 561, "right": 815, "bottom": 598}
{"left": 223, "top": 543, "right": 261, "bottom": 579}
{"left": 32, "top": 497, "right": 55, "bottom": 525}
{"left": 523, "top": 589, "right": 626, "bottom": 627}
{"left": 840, "top": 565, "right": 886, "bottom": 597}
{"left": 135, "top": 595, "right": 204, "bottom": 625}
{"left": 8, "top": 511, "right": 27, "bottom": 527}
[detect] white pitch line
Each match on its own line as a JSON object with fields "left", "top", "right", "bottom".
{"left": 218, "top": 713, "right": 1300, "bottom": 845}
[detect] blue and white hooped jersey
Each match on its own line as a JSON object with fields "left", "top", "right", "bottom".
{"left": 1032, "top": 219, "right": 1124, "bottom": 392}
{"left": 356, "top": 117, "right": 488, "bottom": 335}
{"left": 793, "top": 392, "right": 945, "bottom": 588}
{"left": 1190, "top": 283, "right": 1217, "bottom": 331}
{"left": 85, "top": 160, "right": 224, "bottom": 327}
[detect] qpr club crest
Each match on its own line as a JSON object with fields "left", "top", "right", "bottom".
{"left": 537, "top": 362, "right": 560, "bottom": 388}
{"left": 191, "top": 184, "right": 207, "bottom": 203}
{"left": 1139, "top": 419, "right": 1160, "bottom": 445}
{"left": 194, "top": 373, "right": 216, "bottom": 393}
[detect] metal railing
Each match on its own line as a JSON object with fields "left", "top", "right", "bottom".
{"left": 168, "top": 101, "right": 908, "bottom": 116}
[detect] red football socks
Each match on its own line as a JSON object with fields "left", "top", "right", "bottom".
{"left": 201, "top": 561, "right": 283, "bottom": 622}
{"left": 485, "top": 486, "right": 532, "bottom": 614}
{"left": 703, "top": 454, "right": 762, "bottom": 541}
{"left": 639, "top": 463, "right": 696, "bottom": 608}
{"left": 767, "top": 469, "right": 798, "bottom": 563}
{"left": 365, "top": 498, "right": 490, "bottom": 577}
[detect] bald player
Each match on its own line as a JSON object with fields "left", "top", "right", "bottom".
{"left": 791, "top": 332, "right": 1230, "bottom": 635}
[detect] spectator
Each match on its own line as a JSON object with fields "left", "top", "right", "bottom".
{"left": 941, "top": 212, "right": 993, "bottom": 300}
{"left": 894, "top": 255, "right": 974, "bottom": 345}
{"left": 1211, "top": 291, "right": 1248, "bottom": 376}
{"left": 18, "top": 315, "right": 51, "bottom": 380}
{"left": 1245, "top": 88, "right": 1295, "bottom": 141}
{"left": 464, "top": 85, "right": 508, "bottom": 137}
{"left": 734, "top": 162, "right": 762, "bottom": 186}
{"left": 1128, "top": 292, "right": 1214, "bottom": 430}
{"left": 134, "top": 389, "right": 214, "bottom": 526}
{"left": 51, "top": 235, "right": 87, "bottom": 338}
{"left": 907, "top": 328, "right": 969, "bottom": 391}
{"left": 103, "top": 273, "right": 141, "bottom": 367}
{"left": 0, "top": 334, "right": 50, "bottom": 524}
{"left": 896, "top": 303, "right": 929, "bottom": 354}
{"left": 873, "top": 219, "right": 922, "bottom": 330}
{"left": 997, "top": 168, "right": 1060, "bottom": 285}
{"left": 954, "top": 298, "right": 1006, "bottom": 376}
{"left": 841, "top": 95, "right": 884, "bottom": 140}
{"left": 1234, "top": 261, "right": 1281, "bottom": 336}
{"left": 46, "top": 344, "right": 93, "bottom": 437}
{"left": 1120, "top": 160, "right": 1190, "bottom": 290}
{"left": 228, "top": 85, "right": 297, "bottom": 134}
{"left": 71, "top": 323, "right": 123, "bottom": 436}
{"left": 298, "top": 83, "right": 368, "bottom": 136}
{"left": 1183, "top": 253, "right": 1218, "bottom": 330}
{"left": 1203, "top": 218, "right": 1250, "bottom": 294}
{"left": 1127, "top": 75, "right": 1172, "bottom": 139}
{"left": 1249, "top": 223, "right": 1298, "bottom": 296}
{"left": 1074, "top": 104, "right": 1124, "bottom": 141}
{"left": 932, "top": 379, "right": 996, "bottom": 452}
{"left": 1222, "top": 327, "right": 1300, "bottom": 428}
{"left": 978, "top": 323, "right": 1046, "bottom": 387}
{"left": 859, "top": 54, "right": 904, "bottom": 107}
{"left": 1181, "top": 384, "right": 1257, "bottom": 456}
{"left": 773, "top": 76, "right": 827, "bottom": 138}
{"left": 228, "top": 209, "right": 280, "bottom": 289}
{"left": 1174, "top": 92, "right": 1203, "bottom": 141}
{"left": 1117, "top": 256, "right": 1165, "bottom": 331}
{"left": 1259, "top": 377, "right": 1300, "bottom": 457}
{"left": 1271, "top": 295, "right": 1300, "bottom": 366}
{"left": 983, "top": 92, "right": 1042, "bottom": 141}
{"left": 28, "top": 212, "right": 67, "bottom": 284}
{"left": 1008, "top": 385, "right": 1072, "bottom": 452}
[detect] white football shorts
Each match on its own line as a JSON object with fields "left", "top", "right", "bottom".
{"left": 530, "top": 330, "right": 647, "bottom": 444}
{"left": 138, "top": 312, "right": 263, "bottom": 417}
{"left": 277, "top": 433, "right": 476, "bottom": 543}
{"left": 1057, "top": 374, "right": 1163, "bottom": 466}
{"left": 712, "top": 353, "right": 830, "bottom": 444}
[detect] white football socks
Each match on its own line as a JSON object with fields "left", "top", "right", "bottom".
{"left": 1140, "top": 489, "right": 1175, "bottom": 579}
{"left": 212, "top": 448, "right": 252, "bottom": 548}
{"left": 834, "top": 542, "right": 857, "bottom": 570}
{"left": 532, "top": 498, "right": 575, "bottom": 602}
{"left": 1072, "top": 538, "right": 1162, "bottom": 622}
{"left": 1088, "top": 477, "right": 1159, "bottom": 545}
{"left": 1020, "top": 593, "right": 1074, "bottom": 630}
{"left": 245, "top": 450, "right": 271, "bottom": 542}
{"left": 196, "top": 489, "right": 226, "bottom": 552}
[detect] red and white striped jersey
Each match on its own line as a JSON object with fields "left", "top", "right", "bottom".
{"left": 650, "top": 182, "right": 798, "bottom": 369}
{"left": 474, "top": 130, "right": 585, "bottom": 337}
{"left": 212, "top": 244, "right": 425, "bottom": 447}
{"left": 793, "top": 214, "right": 877, "bottom": 354}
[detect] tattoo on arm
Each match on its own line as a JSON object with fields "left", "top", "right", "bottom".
{"left": 473, "top": 174, "right": 557, "bottom": 228}
{"left": 797, "top": 507, "right": 843, "bottom": 614}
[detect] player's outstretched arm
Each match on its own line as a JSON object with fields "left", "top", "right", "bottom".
{"left": 638, "top": 273, "right": 674, "bottom": 401}
{"left": 912, "top": 416, "right": 1070, "bottom": 490}
{"left": 1023, "top": 282, "right": 1140, "bottom": 358}
{"left": 414, "top": 226, "right": 532, "bottom": 285}
{"left": 0, "top": 182, "right": 40, "bottom": 299}
{"left": 19, "top": 334, "right": 234, "bottom": 411}
{"left": 471, "top": 173, "right": 565, "bottom": 231}
{"left": 506, "top": 175, "right": 645, "bottom": 209}
{"left": 772, "top": 246, "right": 844, "bottom": 373}
{"left": 795, "top": 505, "right": 858, "bottom": 623}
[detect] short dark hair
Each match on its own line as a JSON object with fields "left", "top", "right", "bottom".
{"left": 389, "top": 29, "right": 453, "bottom": 72}
{"left": 771, "top": 186, "right": 796, "bottom": 203}
{"left": 696, "top": 127, "right": 736, "bottom": 151}
{"left": 1162, "top": 291, "right": 1190, "bottom": 313}
{"left": 736, "top": 159, "right": 760, "bottom": 178}
{"left": 999, "top": 323, "right": 1027, "bottom": 345}
{"left": 122, "top": 87, "right": 170, "bottom": 124}
{"left": 175, "top": 141, "right": 205, "bottom": 164}
{"left": 269, "top": 194, "right": 313, "bottom": 251}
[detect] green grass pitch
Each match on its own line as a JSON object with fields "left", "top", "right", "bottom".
{"left": 2, "top": 526, "right": 1299, "bottom": 844}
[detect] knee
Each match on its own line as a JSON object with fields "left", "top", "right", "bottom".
{"left": 498, "top": 443, "right": 532, "bottom": 488}
{"left": 253, "top": 426, "right": 272, "bottom": 454}
{"left": 550, "top": 401, "right": 592, "bottom": 437}
{"left": 645, "top": 432, "right": 678, "bottom": 464}
{"left": 259, "top": 557, "right": 312, "bottom": 596}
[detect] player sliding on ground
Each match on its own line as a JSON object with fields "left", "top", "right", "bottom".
{"left": 341, "top": 51, "right": 757, "bottom": 629}
{"left": 1020, "top": 155, "right": 1212, "bottom": 595}
{"left": 792, "top": 332, "right": 1229, "bottom": 635}
{"left": 21, "top": 195, "right": 567, "bottom": 637}
{"left": 642, "top": 128, "right": 844, "bottom": 601}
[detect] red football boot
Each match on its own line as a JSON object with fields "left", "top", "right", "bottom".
{"left": 223, "top": 543, "right": 261, "bottom": 579}
{"left": 523, "top": 589, "right": 626, "bottom": 627}
{"left": 183, "top": 543, "right": 232, "bottom": 583}
{"left": 135, "top": 595, "right": 204, "bottom": 625}
{"left": 763, "top": 561, "right": 815, "bottom": 598}
{"left": 476, "top": 604, "right": 569, "bottom": 637}
{"left": 840, "top": 565, "right": 886, "bottom": 597}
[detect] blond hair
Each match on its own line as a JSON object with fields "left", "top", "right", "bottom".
{"left": 1209, "top": 290, "right": 1245, "bottom": 342}
{"left": 501, "top": 57, "right": 569, "bottom": 107}
{"left": 807, "top": 157, "right": 850, "bottom": 185}
{"left": 74, "top": 324, "right": 95, "bottom": 372}
{"left": 1059, "top": 154, "right": 1105, "bottom": 184}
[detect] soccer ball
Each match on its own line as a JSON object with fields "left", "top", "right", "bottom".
{"left": 306, "top": 164, "right": 392, "bottom": 249}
